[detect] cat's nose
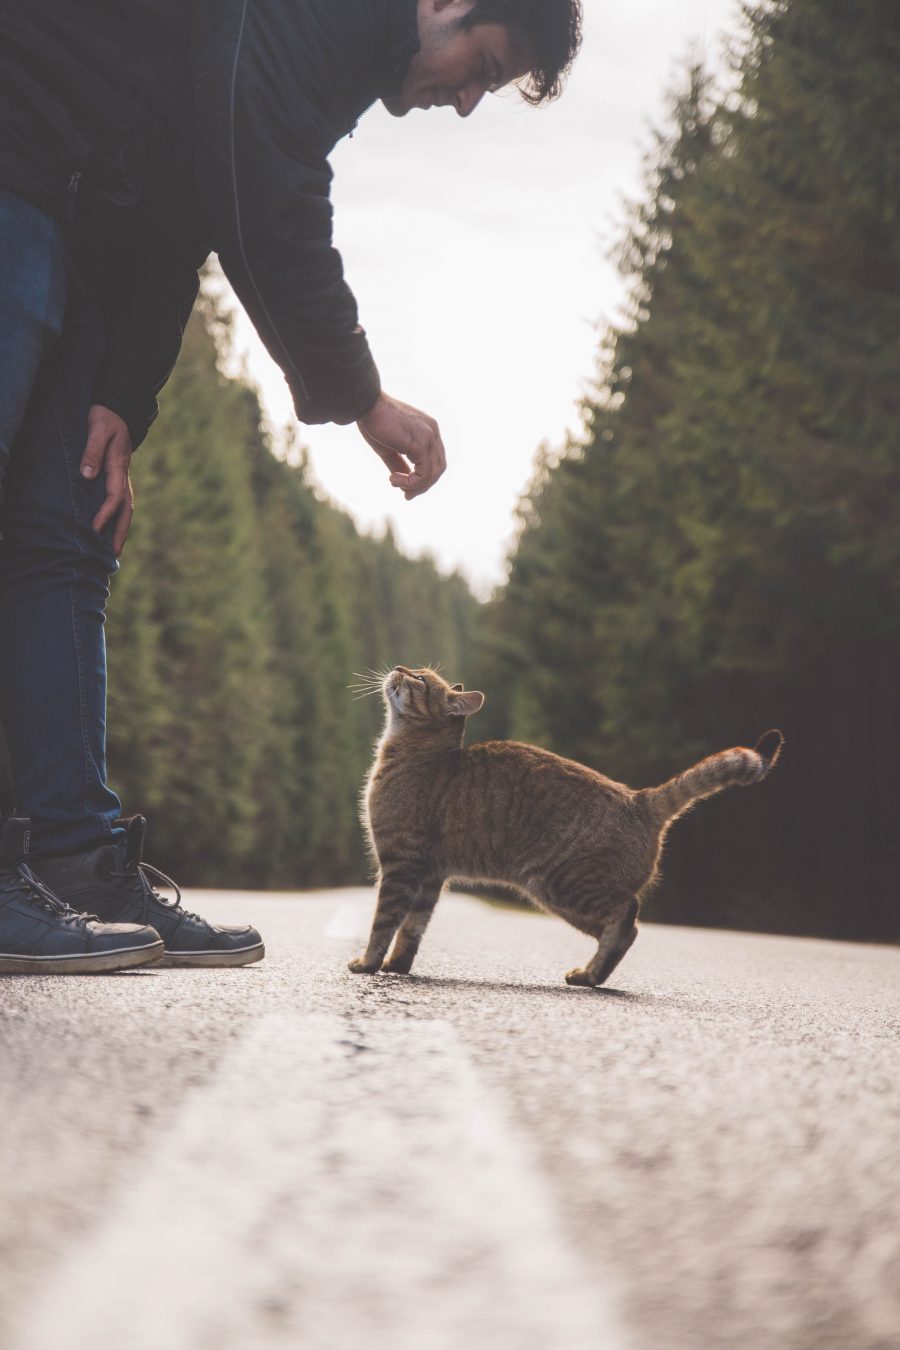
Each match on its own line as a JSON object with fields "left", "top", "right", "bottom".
{"left": 395, "top": 665, "right": 412, "bottom": 675}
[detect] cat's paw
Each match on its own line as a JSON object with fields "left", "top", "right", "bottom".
{"left": 565, "top": 966, "right": 599, "bottom": 988}
{"left": 348, "top": 957, "right": 380, "bottom": 975}
{"left": 382, "top": 954, "right": 414, "bottom": 975}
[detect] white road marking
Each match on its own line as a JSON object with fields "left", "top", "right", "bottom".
{"left": 10, "top": 1015, "right": 629, "bottom": 1350}
{"left": 324, "top": 900, "right": 373, "bottom": 940}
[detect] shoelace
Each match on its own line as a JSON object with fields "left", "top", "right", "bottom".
{"left": 109, "top": 862, "right": 205, "bottom": 926}
{"left": 15, "top": 863, "right": 93, "bottom": 924}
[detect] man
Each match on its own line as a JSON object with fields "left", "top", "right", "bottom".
{"left": 0, "top": 0, "right": 582, "bottom": 972}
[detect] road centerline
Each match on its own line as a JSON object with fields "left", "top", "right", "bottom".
{"left": 9, "top": 1013, "right": 628, "bottom": 1350}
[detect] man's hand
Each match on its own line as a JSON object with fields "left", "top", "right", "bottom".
{"left": 357, "top": 393, "right": 447, "bottom": 499}
{"left": 80, "top": 405, "right": 135, "bottom": 557}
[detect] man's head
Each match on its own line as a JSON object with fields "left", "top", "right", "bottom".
{"left": 383, "top": 0, "right": 583, "bottom": 118}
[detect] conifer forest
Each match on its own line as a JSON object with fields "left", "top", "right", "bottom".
{"left": 477, "top": 0, "right": 899, "bottom": 943}
{"left": 105, "top": 307, "right": 480, "bottom": 892}
{"left": 1, "top": 0, "right": 896, "bottom": 940}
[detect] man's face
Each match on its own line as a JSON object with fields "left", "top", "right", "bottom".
{"left": 384, "top": 0, "right": 530, "bottom": 118}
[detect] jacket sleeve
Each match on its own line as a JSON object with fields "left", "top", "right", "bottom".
{"left": 90, "top": 241, "right": 205, "bottom": 449}
{"left": 190, "top": 0, "right": 382, "bottom": 426}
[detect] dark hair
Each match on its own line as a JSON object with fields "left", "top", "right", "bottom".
{"left": 458, "top": 0, "right": 583, "bottom": 104}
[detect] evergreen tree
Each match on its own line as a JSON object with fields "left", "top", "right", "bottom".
{"left": 107, "top": 311, "right": 273, "bottom": 880}
{"left": 105, "top": 304, "right": 482, "bottom": 888}
{"left": 487, "top": 0, "right": 900, "bottom": 941}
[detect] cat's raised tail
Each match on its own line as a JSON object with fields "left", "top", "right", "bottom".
{"left": 640, "top": 729, "right": 784, "bottom": 827}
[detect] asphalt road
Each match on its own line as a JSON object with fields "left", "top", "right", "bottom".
{"left": 1, "top": 890, "right": 898, "bottom": 1350}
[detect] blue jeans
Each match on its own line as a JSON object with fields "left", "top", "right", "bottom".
{"left": 0, "top": 189, "right": 122, "bottom": 858}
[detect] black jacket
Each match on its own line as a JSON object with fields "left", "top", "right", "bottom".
{"left": 0, "top": 0, "right": 420, "bottom": 444}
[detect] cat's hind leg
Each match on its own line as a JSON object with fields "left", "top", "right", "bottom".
{"left": 562, "top": 893, "right": 639, "bottom": 989}
{"left": 348, "top": 863, "right": 431, "bottom": 975}
{"left": 382, "top": 880, "right": 444, "bottom": 974}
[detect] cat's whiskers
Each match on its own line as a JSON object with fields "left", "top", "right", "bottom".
{"left": 349, "top": 667, "right": 390, "bottom": 685}
{"left": 349, "top": 667, "right": 393, "bottom": 700}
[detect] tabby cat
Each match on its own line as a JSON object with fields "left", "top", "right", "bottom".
{"left": 350, "top": 665, "right": 783, "bottom": 988}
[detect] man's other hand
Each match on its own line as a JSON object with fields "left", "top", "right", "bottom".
{"left": 80, "top": 405, "right": 134, "bottom": 556}
{"left": 357, "top": 393, "right": 447, "bottom": 499}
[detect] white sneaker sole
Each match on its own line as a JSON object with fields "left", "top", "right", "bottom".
{"left": 158, "top": 942, "right": 266, "bottom": 969}
{"left": 0, "top": 939, "right": 164, "bottom": 975}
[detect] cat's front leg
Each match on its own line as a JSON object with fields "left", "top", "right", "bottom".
{"left": 382, "top": 878, "right": 444, "bottom": 974}
{"left": 348, "top": 862, "right": 428, "bottom": 975}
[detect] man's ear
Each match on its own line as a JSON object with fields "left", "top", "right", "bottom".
{"left": 449, "top": 690, "right": 485, "bottom": 717}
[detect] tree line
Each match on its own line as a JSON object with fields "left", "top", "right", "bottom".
{"left": 103, "top": 304, "right": 480, "bottom": 888}
{"left": 475, "top": 0, "right": 900, "bottom": 942}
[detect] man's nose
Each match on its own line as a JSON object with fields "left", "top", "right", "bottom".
{"left": 454, "top": 84, "right": 486, "bottom": 118}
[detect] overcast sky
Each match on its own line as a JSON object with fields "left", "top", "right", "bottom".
{"left": 225, "top": 0, "right": 743, "bottom": 595}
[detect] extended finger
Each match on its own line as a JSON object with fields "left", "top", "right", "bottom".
{"left": 373, "top": 444, "right": 412, "bottom": 475}
{"left": 403, "top": 432, "right": 447, "bottom": 496}
{"left": 92, "top": 461, "right": 128, "bottom": 534}
{"left": 388, "top": 469, "right": 442, "bottom": 502}
{"left": 80, "top": 424, "right": 113, "bottom": 481}
{"left": 111, "top": 482, "right": 135, "bottom": 557}
{"left": 361, "top": 431, "right": 410, "bottom": 476}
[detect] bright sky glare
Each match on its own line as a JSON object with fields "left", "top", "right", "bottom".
{"left": 225, "top": 0, "right": 743, "bottom": 595}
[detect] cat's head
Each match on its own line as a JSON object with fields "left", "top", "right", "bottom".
{"left": 383, "top": 666, "right": 485, "bottom": 734}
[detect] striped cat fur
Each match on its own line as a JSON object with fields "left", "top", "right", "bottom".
{"left": 350, "top": 665, "right": 783, "bottom": 988}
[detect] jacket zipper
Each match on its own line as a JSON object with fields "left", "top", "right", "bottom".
{"left": 66, "top": 171, "right": 82, "bottom": 223}
{"left": 229, "top": 0, "right": 310, "bottom": 405}
{"left": 347, "top": 97, "right": 377, "bottom": 139}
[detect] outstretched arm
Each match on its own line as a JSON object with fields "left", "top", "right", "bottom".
{"left": 193, "top": 0, "right": 446, "bottom": 496}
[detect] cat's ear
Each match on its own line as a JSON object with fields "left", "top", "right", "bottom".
{"left": 449, "top": 690, "right": 485, "bottom": 717}
{"left": 451, "top": 683, "right": 464, "bottom": 692}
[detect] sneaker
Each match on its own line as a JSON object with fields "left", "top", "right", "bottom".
{"left": 0, "top": 817, "right": 164, "bottom": 974}
{"left": 34, "top": 816, "right": 265, "bottom": 968}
